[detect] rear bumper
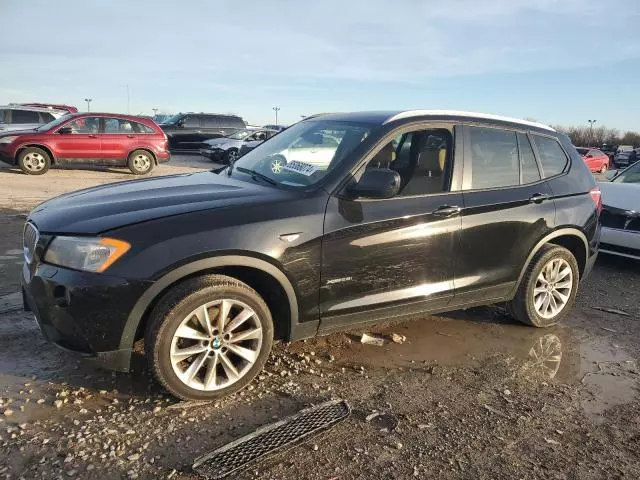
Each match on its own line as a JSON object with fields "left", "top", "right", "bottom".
{"left": 157, "top": 151, "right": 171, "bottom": 163}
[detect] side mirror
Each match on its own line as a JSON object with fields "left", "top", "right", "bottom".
{"left": 347, "top": 168, "right": 401, "bottom": 199}
{"left": 57, "top": 126, "right": 73, "bottom": 134}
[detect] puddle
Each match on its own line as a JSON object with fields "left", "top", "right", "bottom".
{"left": 579, "top": 339, "right": 639, "bottom": 422}
{"left": 309, "top": 306, "right": 639, "bottom": 421}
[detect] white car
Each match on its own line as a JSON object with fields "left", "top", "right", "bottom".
{"left": 280, "top": 133, "right": 339, "bottom": 170}
{"left": 0, "top": 105, "right": 67, "bottom": 133}
{"left": 599, "top": 162, "right": 640, "bottom": 260}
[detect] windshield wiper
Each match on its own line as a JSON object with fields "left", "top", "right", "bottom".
{"left": 235, "top": 167, "right": 278, "bottom": 186}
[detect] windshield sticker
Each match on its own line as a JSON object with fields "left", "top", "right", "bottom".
{"left": 283, "top": 160, "right": 319, "bottom": 176}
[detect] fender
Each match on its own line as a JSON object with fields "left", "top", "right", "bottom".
{"left": 118, "top": 255, "right": 300, "bottom": 353}
{"left": 510, "top": 227, "right": 589, "bottom": 296}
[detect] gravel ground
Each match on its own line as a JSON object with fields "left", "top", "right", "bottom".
{"left": 0, "top": 158, "right": 637, "bottom": 479}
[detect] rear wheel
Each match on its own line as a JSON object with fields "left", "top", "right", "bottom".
{"left": 145, "top": 275, "right": 273, "bottom": 400}
{"left": 17, "top": 147, "right": 51, "bottom": 175}
{"left": 127, "top": 149, "right": 154, "bottom": 175}
{"left": 509, "top": 245, "right": 579, "bottom": 328}
{"left": 600, "top": 163, "right": 607, "bottom": 174}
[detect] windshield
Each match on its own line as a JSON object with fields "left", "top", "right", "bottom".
{"left": 227, "top": 130, "right": 252, "bottom": 140}
{"left": 34, "top": 113, "right": 73, "bottom": 131}
{"left": 576, "top": 148, "right": 589, "bottom": 155}
{"left": 161, "top": 113, "right": 182, "bottom": 125}
{"left": 613, "top": 161, "right": 640, "bottom": 184}
{"left": 230, "top": 120, "right": 374, "bottom": 188}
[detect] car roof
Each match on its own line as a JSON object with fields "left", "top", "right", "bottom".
{"left": 1, "top": 104, "right": 66, "bottom": 114}
{"left": 311, "top": 110, "right": 555, "bottom": 132}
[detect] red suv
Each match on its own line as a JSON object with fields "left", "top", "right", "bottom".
{"left": 0, "top": 113, "right": 170, "bottom": 175}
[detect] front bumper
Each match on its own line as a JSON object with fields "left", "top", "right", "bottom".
{"left": 199, "top": 148, "right": 224, "bottom": 160}
{"left": 22, "top": 260, "right": 152, "bottom": 372}
{"left": 600, "top": 227, "right": 640, "bottom": 260}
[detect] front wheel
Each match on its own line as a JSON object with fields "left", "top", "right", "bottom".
{"left": 600, "top": 163, "right": 607, "bottom": 174}
{"left": 223, "top": 148, "right": 238, "bottom": 165}
{"left": 127, "top": 149, "right": 155, "bottom": 175}
{"left": 145, "top": 275, "right": 273, "bottom": 400}
{"left": 508, "top": 245, "right": 579, "bottom": 328}
{"left": 18, "top": 147, "right": 51, "bottom": 175}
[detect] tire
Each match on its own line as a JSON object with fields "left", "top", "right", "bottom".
{"left": 508, "top": 244, "right": 579, "bottom": 328}
{"left": 17, "top": 147, "right": 51, "bottom": 175}
{"left": 127, "top": 149, "right": 155, "bottom": 175}
{"left": 145, "top": 274, "right": 274, "bottom": 400}
{"left": 600, "top": 163, "right": 607, "bottom": 174}
{"left": 223, "top": 148, "right": 239, "bottom": 165}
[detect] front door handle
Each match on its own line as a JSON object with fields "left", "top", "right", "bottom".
{"left": 88, "top": 134, "right": 97, "bottom": 138}
{"left": 529, "top": 193, "right": 550, "bottom": 203}
{"left": 431, "top": 205, "right": 462, "bottom": 217}
{"left": 126, "top": 134, "right": 135, "bottom": 138}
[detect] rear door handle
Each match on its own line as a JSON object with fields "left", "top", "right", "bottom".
{"left": 529, "top": 193, "right": 550, "bottom": 203}
{"left": 431, "top": 205, "right": 462, "bottom": 217}
{"left": 126, "top": 134, "right": 135, "bottom": 138}
{"left": 88, "top": 134, "right": 97, "bottom": 138}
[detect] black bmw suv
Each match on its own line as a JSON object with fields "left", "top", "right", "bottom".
{"left": 22, "top": 111, "right": 601, "bottom": 400}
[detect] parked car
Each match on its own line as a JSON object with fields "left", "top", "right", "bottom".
{"left": 613, "top": 148, "right": 638, "bottom": 168}
{"left": 601, "top": 143, "right": 617, "bottom": 162}
{"left": 21, "top": 110, "right": 600, "bottom": 400}
{"left": 0, "top": 113, "right": 169, "bottom": 175}
{"left": 152, "top": 113, "right": 173, "bottom": 124}
{"left": 599, "top": 161, "right": 640, "bottom": 260}
{"left": 199, "top": 128, "right": 278, "bottom": 163}
{"left": 0, "top": 105, "right": 67, "bottom": 133}
{"left": 238, "top": 139, "right": 262, "bottom": 158}
{"left": 160, "top": 113, "right": 246, "bottom": 150}
{"left": 576, "top": 147, "right": 610, "bottom": 173}
{"left": 263, "top": 124, "right": 287, "bottom": 132}
{"left": 20, "top": 103, "right": 78, "bottom": 114}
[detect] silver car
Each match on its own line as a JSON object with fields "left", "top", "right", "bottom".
{"left": 0, "top": 105, "right": 67, "bottom": 133}
{"left": 599, "top": 162, "right": 640, "bottom": 260}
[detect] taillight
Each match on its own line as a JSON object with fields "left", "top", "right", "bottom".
{"left": 589, "top": 187, "right": 602, "bottom": 214}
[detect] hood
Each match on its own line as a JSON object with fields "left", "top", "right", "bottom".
{"left": 599, "top": 181, "right": 640, "bottom": 211}
{"left": 0, "top": 128, "right": 39, "bottom": 137}
{"left": 28, "top": 171, "right": 289, "bottom": 234}
{"left": 203, "top": 138, "right": 237, "bottom": 148}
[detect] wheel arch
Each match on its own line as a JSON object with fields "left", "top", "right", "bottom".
{"left": 119, "top": 255, "right": 299, "bottom": 356}
{"left": 511, "top": 228, "right": 589, "bottom": 297}
{"left": 16, "top": 144, "right": 56, "bottom": 164}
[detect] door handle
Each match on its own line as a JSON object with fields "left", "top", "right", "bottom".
{"left": 431, "top": 205, "right": 462, "bottom": 217}
{"left": 127, "top": 134, "right": 134, "bottom": 138}
{"left": 88, "top": 134, "right": 97, "bottom": 138}
{"left": 529, "top": 193, "right": 549, "bottom": 203}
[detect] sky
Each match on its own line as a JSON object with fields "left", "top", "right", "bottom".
{"left": 1, "top": 0, "right": 640, "bottom": 130}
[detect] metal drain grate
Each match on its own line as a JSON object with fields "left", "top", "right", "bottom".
{"left": 193, "top": 399, "right": 350, "bottom": 479}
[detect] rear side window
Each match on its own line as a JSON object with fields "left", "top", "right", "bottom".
{"left": 468, "top": 126, "right": 519, "bottom": 189}
{"left": 134, "top": 122, "right": 155, "bottom": 133}
{"left": 203, "top": 116, "right": 221, "bottom": 128}
{"left": 518, "top": 133, "right": 541, "bottom": 184}
{"left": 532, "top": 135, "right": 568, "bottom": 177}
{"left": 183, "top": 116, "right": 200, "bottom": 128}
{"left": 0, "top": 109, "right": 6, "bottom": 122}
{"left": 39, "top": 112, "right": 55, "bottom": 123}
{"left": 12, "top": 109, "right": 40, "bottom": 124}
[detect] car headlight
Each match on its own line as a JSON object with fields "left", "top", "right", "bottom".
{"left": 0, "top": 136, "right": 18, "bottom": 144}
{"left": 44, "top": 236, "right": 131, "bottom": 273}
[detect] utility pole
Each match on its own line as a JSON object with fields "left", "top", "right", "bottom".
{"left": 588, "top": 119, "right": 597, "bottom": 144}
{"left": 84, "top": 98, "right": 92, "bottom": 112}
{"left": 272, "top": 106, "right": 280, "bottom": 125}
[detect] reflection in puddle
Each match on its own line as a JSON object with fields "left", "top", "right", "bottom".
{"left": 524, "top": 333, "right": 563, "bottom": 379}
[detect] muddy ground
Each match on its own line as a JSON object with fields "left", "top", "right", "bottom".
{"left": 0, "top": 158, "right": 638, "bottom": 479}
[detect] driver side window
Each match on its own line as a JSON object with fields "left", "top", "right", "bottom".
{"left": 364, "top": 127, "right": 454, "bottom": 197}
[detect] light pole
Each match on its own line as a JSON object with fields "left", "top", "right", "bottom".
{"left": 272, "top": 106, "right": 280, "bottom": 125}
{"left": 84, "top": 98, "right": 92, "bottom": 112}
{"left": 588, "top": 119, "right": 597, "bottom": 143}
{"left": 125, "top": 84, "right": 130, "bottom": 114}
{"left": 152, "top": 108, "right": 158, "bottom": 117}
